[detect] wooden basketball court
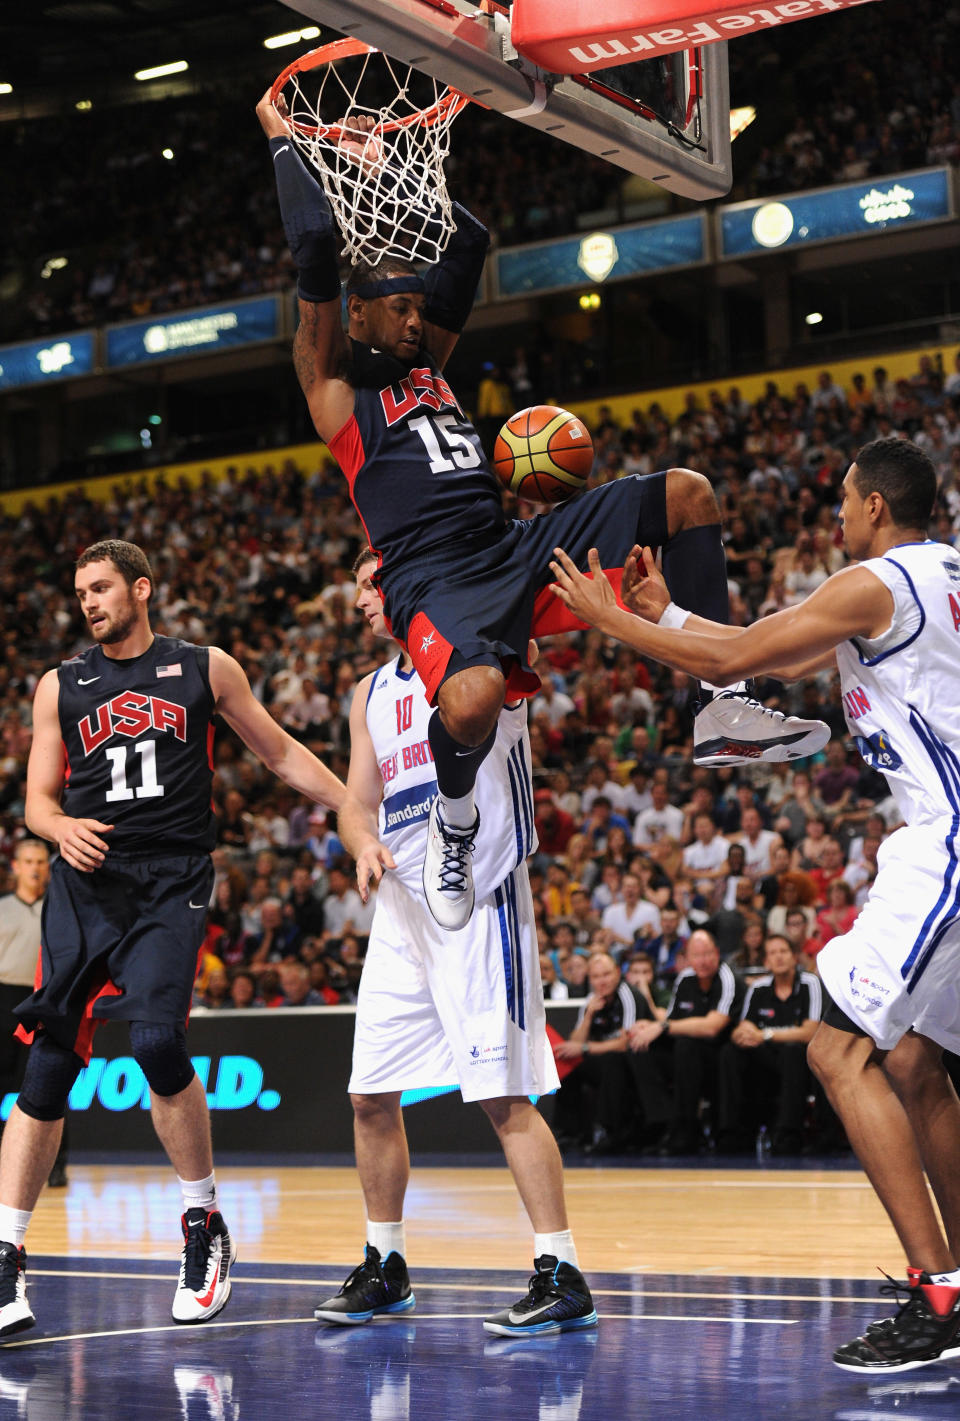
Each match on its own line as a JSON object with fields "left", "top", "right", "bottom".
{"left": 5, "top": 1157, "right": 955, "bottom": 1421}
{"left": 26, "top": 1159, "right": 902, "bottom": 1277}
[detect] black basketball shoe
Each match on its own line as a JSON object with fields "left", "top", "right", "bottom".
{"left": 483, "top": 1256, "right": 598, "bottom": 1338}
{"left": 0, "top": 1244, "right": 34, "bottom": 1339}
{"left": 314, "top": 1245, "right": 416, "bottom": 1325}
{"left": 834, "top": 1270, "right": 960, "bottom": 1372}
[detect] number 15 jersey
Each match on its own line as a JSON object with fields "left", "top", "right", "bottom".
{"left": 56, "top": 634, "right": 217, "bottom": 857}
{"left": 327, "top": 340, "right": 505, "bottom": 574}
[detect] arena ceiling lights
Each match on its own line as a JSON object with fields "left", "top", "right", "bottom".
{"left": 263, "top": 26, "right": 320, "bottom": 49}
{"left": 134, "top": 61, "right": 189, "bottom": 82}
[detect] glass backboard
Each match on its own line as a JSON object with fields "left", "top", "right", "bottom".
{"left": 277, "top": 0, "right": 732, "bottom": 199}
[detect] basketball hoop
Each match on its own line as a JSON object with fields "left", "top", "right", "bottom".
{"left": 270, "top": 39, "right": 472, "bottom": 267}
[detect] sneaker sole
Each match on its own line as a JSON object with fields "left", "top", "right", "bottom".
{"left": 173, "top": 1279, "right": 233, "bottom": 1325}
{"left": 0, "top": 1312, "right": 35, "bottom": 1340}
{"left": 694, "top": 726, "right": 831, "bottom": 766}
{"left": 314, "top": 1293, "right": 416, "bottom": 1325}
{"left": 483, "top": 1309, "right": 598, "bottom": 1338}
{"left": 694, "top": 742, "right": 822, "bottom": 766}
{"left": 833, "top": 1341, "right": 960, "bottom": 1374}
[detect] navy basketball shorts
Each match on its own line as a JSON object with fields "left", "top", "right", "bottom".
{"left": 378, "top": 470, "right": 668, "bottom": 703}
{"left": 15, "top": 853, "right": 215, "bottom": 1062}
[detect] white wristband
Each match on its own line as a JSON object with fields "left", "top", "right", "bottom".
{"left": 658, "top": 601, "right": 691, "bottom": 630}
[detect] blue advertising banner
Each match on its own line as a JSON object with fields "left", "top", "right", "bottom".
{"left": 0, "top": 331, "right": 95, "bottom": 390}
{"left": 497, "top": 215, "right": 705, "bottom": 297}
{"left": 106, "top": 295, "right": 280, "bottom": 369}
{"left": 720, "top": 168, "right": 952, "bottom": 258}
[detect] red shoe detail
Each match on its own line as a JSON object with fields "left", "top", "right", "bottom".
{"left": 196, "top": 1260, "right": 221, "bottom": 1310}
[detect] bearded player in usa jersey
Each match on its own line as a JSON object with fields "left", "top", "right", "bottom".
{"left": 255, "top": 90, "right": 828, "bottom": 936}
{"left": 0, "top": 540, "right": 345, "bottom": 1342}
{"left": 550, "top": 437, "right": 960, "bottom": 1374}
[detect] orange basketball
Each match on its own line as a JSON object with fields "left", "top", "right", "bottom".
{"left": 491, "top": 405, "right": 593, "bottom": 504}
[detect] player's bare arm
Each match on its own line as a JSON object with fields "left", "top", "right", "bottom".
{"left": 620, "top": 543, "right": 840, "bottom": 680}
{"left": 25, "top": 669, "right": 114, "bottom": 872}
{"left": 549, "top": 545, "right": 893, "bottom": 686}
{"left": 339, "top": 671, "right": 396, "bottom": 900}
{"left": 208, "top": 646, "right": 345, "bottom": 812}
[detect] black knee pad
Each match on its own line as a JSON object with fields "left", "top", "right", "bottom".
{"left": 129, "top": 1020, "right": 195, "bottom": 1098}
{"left": 18, "top": 1032, "right": 84, "bottom": 1122}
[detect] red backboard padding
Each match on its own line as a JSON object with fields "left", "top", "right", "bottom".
{"left": 511, "top": 0, "right": 879, "bottom": 72}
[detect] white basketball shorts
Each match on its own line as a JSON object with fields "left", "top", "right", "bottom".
{"left": 348, "top": 866, "right": 559, "bottom": 1102}
{"left": 818, "top": 822, "right": 960, "bottom": 1053}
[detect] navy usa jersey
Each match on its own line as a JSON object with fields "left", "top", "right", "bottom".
{"left": 57, "top": 635, "right": 216, "bottom": 856}
{"left": 327, "top": 339, "right": 505, "bottom": 573}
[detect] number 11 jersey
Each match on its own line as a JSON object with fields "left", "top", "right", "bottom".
{"left": 57, "top": 634, "right": 217, "bottom": 856}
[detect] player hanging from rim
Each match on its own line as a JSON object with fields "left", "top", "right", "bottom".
{"left": 314, "top": 548, "right": 596, "bottom": 1337}
{"left": 0, "top": 539, "right": 346, "bottom": 1341}
{"left": 255, "top": 90, "right": 829, "bottom": 934}
{"left": 548, "top": 438, "right": 960, "bottom": 1374}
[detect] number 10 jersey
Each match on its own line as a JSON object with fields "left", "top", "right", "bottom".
{"left": 56, "top": 634, "right": 217, "bottom": 857}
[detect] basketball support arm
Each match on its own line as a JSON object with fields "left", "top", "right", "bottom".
{"left": 423, "top": 203, "right": 490, "bottom": 333}
{"left": 268, "top": 135, "right": 342, "bottom": 303}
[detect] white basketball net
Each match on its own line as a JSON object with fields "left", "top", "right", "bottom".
{"left": 277, "top": 46, "right": 469, "bottom": 267}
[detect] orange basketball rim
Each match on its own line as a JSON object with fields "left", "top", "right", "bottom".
{"left": 270, "top": 37, "right": 472, "bottom": 138}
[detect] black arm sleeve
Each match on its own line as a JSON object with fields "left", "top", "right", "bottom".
{"left": 422, "top": 201, "right": 490, "bottom": 334}
{"left": 268, "top": 136, "right": 341, "bottom": 304}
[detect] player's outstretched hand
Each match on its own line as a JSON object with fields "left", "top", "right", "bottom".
{"left": 256, "top": 88, "right": 291, "bottom": 140}
{"left": 354, "top": 836, "right": 396, "bottom": 902}
{"left": 55, "top": 816, "right": 113, "bottom": 873}
{"left": 622, "top": 545, "right": 670, "bottom": 622}
{"left": 549, "top": 547, "right": 617, "bottom": 630}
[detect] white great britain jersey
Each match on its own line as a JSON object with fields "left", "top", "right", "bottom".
{"left": 366, "top": 654, "right": 536, "bottom": 900}
{"left": 836, "top": 541, "right": 960, "bottom": 826}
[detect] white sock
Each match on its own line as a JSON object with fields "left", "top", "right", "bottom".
{"left": 0, "top": 1205, "right": 31, "bottom": 1249}
{"left": 701, "top": 680, "right": 748, "bottom": 695}
{"left": 367, "top": 1219, "right": 406, "bottom": 1261}
{"left": 930, "top": 1267, "right": 960, "bottom": 1285}
{"left": 534, "top": 1230, "right": 578, "bottom": 1269}
{"left": 178, "top": 1172, "right": 218, "bottom": 1213}
{"left": 438, "top": 790, "right": 476, "bottom": 829}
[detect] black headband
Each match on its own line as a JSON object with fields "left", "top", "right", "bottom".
{"left": 350, "top": 275, "right": 426, "bottom": 299}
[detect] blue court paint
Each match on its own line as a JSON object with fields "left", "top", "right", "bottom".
{"left": 2, "top": 1261, "right": 958, "bottom": 1420}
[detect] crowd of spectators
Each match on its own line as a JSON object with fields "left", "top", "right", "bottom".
{"left": 737, "top": 0, "right": 960, "bottom": 197}
{"left": 3, "top": 0, "right": 959, "bottom": 341}
{"left": 0, "top": 343, "right": 958, "bottom": 1146}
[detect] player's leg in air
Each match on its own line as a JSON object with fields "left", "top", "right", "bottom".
{"left": 422, "top": 465, "right": 828, "bottom": 933}
{"left": 654, "top": 467, "right": 831, "bottom": 767}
